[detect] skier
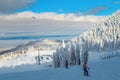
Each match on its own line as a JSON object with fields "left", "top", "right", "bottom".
{"left": 65, "top": 60, "right": 68, "bottom": 69}
{"left": 83, "top": 62, "right": 89, "bottom": 76}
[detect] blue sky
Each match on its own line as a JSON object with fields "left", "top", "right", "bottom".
{"left": 21, "top": 0, "right": 120, "bottom": 15}
{"left": 0, "top": 0, "right": 119, "bottom": 15}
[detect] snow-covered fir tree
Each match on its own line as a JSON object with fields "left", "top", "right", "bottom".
{"left": 53, "top": 10, "right": 120, "bottom": 68}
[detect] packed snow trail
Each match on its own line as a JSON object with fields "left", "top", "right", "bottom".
{"left": 0, "top": 57, "right": 120, "bottom": 80}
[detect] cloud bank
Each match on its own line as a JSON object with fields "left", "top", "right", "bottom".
{"left": 0, "top": 11, "right": 105, "bottom": 35}
{"left": 0, "top": 0, "right": 35, "bottom": 14}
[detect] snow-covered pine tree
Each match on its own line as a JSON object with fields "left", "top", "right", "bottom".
{"left": 53, "top": 10, "right": 120, "bottom": 68}
{"left": 69, "top": 41, "right": 77, "bottom": 66}
{"left": 75, "top": 38, "right": 81, "bottom": 65}
{"left": 53, "top": 47, "right": 61, "bottom": 68}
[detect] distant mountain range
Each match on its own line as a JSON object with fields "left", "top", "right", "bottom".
{"left": 0, "top": 39, "right": 67, "bottom": 55}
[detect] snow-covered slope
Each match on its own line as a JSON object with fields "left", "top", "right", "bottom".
{"left": 0, "top": 39, "right": 62, "bottom": 55}
{"left": 0, "top": 39, "right": 64, "bottom": 68}
{"left": 0, "top": 52, "right": 120, "bottom": 80}
{"left": 0, "top": 50, "right": 54, "bottom": 68}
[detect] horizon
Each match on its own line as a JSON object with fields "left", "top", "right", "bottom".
{"left": 0, "top": 0, "right": 120, "bottom": 49}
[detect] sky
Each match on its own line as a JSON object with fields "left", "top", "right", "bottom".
{"left": 0, "top": 0, "right": 120, "bottom": 35}
{"left": 23, "top": 0, "right": 120, "bottom": 15}
{"left": 0, "top": 0, "right": 120, "bottom": 15}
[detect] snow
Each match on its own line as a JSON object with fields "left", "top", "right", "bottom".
{"left": 40, "top": 39, "right": 60, "bottom": 45}
{"left": 53, "top": 10, "right": 120, "bottom": 68}
{"left": 0, "top": 10, "right": 120, "bottom": 80}
{"left": 0, "top": 50, "right": 54, "bottom": 68}
{"left": 0, "top": 51, "right": 120, "bottom": 80}
{"left": 0, "top": 39, "right": 62, "bottom": 68}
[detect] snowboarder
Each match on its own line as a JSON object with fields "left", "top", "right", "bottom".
{"left": 83, "top": 62, "right": 89, "bottom": 76}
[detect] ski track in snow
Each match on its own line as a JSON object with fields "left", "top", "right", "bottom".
{"left": 0, "top": 51, "right": 120, "bottom": 80}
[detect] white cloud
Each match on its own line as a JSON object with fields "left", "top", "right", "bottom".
{"left": 0, "top": 0, "right": 35, "bottom": 14}
{"left": 0, "top": 11, "right": 104, "bottom": 22}
{"left": 0, "top": 11, "right": 105, "bottom": 35}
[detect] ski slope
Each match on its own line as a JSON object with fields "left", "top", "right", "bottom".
{"left": 0, "top": 10, "right": 120, "bottom": 80}
{"left": 0, "top": 39, "right": 62, "bottom": 68}
{"left": 0, "top": 51, "right": 120, "bottom": 80}
{"left": 0, "top": 50, "right": 54, "bottom": 68}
